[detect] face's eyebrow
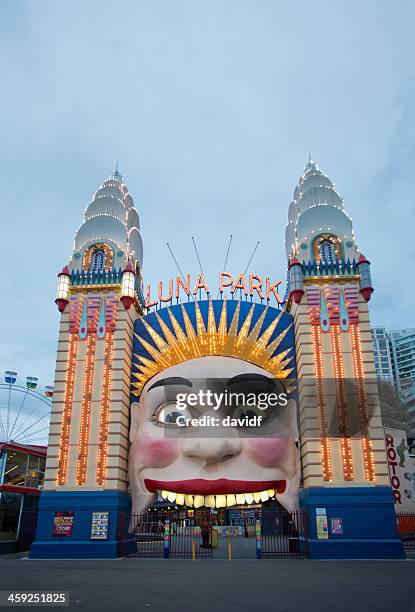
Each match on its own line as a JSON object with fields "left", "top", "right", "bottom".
{"left": 147, "top": 377, "right": 193, "bottom": 393}
{"left": 226, "top": 373, "right": 276, "bottom": 387}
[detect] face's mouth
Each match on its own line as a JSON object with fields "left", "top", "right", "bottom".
{"left": 144, "top": 478, "right": 286, "bottom": 508}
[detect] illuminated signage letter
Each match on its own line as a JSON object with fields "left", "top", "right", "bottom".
{"left": 193, "top": 273, "right": 210, "bottom": 296}
{"left": 249, "top": 274, "right": 265, "bottom": 300}
{"left": 159, "top": 279, "right": 173, "bottom": 303}
{"left": 219, "top": 272, "right": 233, "bottom": 293}
{"left": 231, "top": 273, "right": 248, "bottom": 295}
{"left": 145, "top": 285, "right": 157, "bottom": 309}
{"left": 176, "top": 275, "right": 191, "bottom": 300}
{"left": 266, "top": 278, "right": 282, "bottom": 303}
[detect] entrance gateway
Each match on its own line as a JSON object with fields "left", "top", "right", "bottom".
{"left": 118, "top": 507, "right": 308, "bottom": 558}
{"left": 31, "top": 161, "right": 404, "bottom": 559}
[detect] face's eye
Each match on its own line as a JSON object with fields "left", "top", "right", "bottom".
{"left": 231, "top": 404, "right": 264, "bottom": 421}
{"left": 152, "top": 403, "right": 192, "bottom": 427}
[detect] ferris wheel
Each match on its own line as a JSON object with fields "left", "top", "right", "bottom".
{"left": 0, "top": 371, "right": 53, "bottom": 447}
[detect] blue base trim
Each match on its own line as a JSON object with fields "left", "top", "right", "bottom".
{"left": 30, "top": 491, "right": 135, "bottom": 559}
{"left": 300, "top": 486, "right": 405, "bottom": 559}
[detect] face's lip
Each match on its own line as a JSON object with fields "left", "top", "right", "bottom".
{"left": 144, "top": 478, "right": 286, "bottom": 495}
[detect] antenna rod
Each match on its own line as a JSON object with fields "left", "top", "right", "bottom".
{"left": 222, "top": 234, "right": 233, "bottom": 270}
{"left": 166, "top": 243, "right": 195, "bottom": 301}
{"left": 243, "top": 241, "right": 260, "bottom": 275}
{"left": 167, "top": 242, "right": 186, "bottom": 280}
{"left": 192, "top": 236, "right": 205, "bottom": 276}
{"left": 217, "top": 234, "right": 233, "bottom": 298}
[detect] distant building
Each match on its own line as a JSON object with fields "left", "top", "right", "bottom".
{"left": 390, "top": 329, "right": 415, "bottom": 413}
{"left": 371, "top": 327, "right": 415, "bottom": 414}
{"left": 371, "top": 327, "right": 394, "bottom": 383}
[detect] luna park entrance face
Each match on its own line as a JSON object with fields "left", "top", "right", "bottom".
{"left": 118, "top": 505, "right": 308, "bottom": 559}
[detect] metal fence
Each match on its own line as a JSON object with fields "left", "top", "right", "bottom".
{"left": 119, "top": 510, "right": 213, "bottom": 558}
{"left": 260, "top": 509, "right": 308, "bottom": 557}
{"left": 117, "top": 508, "right": 309, "bottom": 559}
{"left": 396, "top": 513, "right": 415, "bottom": 553}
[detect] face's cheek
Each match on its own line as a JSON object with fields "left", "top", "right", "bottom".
{"left": 244, "top": 437, "right": 294, "bottom": 470}
{"left": 131, "top": 429, "right": 180, "bottom": 468}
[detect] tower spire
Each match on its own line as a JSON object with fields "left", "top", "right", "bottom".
{"left": 304, "top": 152, "right": 315, "bottom": 173}
{"left": 111, "top": 161, "right": 122, "bottom": 182}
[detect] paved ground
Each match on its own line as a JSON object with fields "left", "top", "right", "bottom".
{"left": 0, "top": 554, "right": 413, "bottom": 612}
{"left": 213, "top": 535, "right": 257, "bottom": 558}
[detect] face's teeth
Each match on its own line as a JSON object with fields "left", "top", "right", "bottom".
{"left": 245, "top": 493, "right": 254, "bottom": 504}
{"left": 260, "top": 491, "right": 269, "bottom": 502}
{"left": 194, "top": 495, "right": 205, "bottom": 508}
{"left": 163, "top": 489, "right": 275, "bottom": 508}
{"left": 216, "top": 495, "right": 226, "bottom": 508}
{"left": 226, "top": 494, "right": 236, "bottom": 507}
{"left": 205, "top": 495, "right": 215, "bottom": 508}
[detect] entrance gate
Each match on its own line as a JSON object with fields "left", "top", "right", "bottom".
{"left": 119, "top": 508, "right": 308, "bottom": 558}
{"left": 260, "top": 509, "right": 308, "bottom": 558}
{"left": 120, "top": 510, "right": 213, "bottom": 558}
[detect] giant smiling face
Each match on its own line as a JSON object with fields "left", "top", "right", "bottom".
{"left": 129, "top": 356, "right": 300, "bottom": 514}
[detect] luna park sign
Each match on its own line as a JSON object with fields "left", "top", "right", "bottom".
{"left": 144, "top": 272, "right": 283, "bottom": 309}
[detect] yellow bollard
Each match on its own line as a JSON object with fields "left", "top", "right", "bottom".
{"left": 192, "top": 540, "right": 196, "bottom": 560}
{"left": 228, "top": 536, "right": 232, "bottom": 560}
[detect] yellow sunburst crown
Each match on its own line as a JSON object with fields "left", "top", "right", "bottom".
{"left": 131, "top": 299, "right": 295, "bottom": 397}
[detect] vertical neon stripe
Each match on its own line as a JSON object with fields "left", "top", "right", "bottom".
{"left": 57, "top": 332, "right": 78, "bottom": 485}
{"left": 312, "top": 325, "right": 332, "bottom": 480}
{"left": 76, "top": 333, "right": 96, "bottom": 485}
{"left": 330, "top": 324, "right": 354, "bottom": 481}
{"left": 96, "top": 330, "right": 114, "bottom": 486}
{"left": 350, "top": 323, "right": 375, "bottom": 481}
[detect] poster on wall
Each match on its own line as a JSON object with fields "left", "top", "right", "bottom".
{"left": 331, "top": 518, "right": 343, "bottom": 534}
{"left": 316, "top": 515, "right": 328, "bottom": 539}
{"left": 52, "top": 511, "right": 74, "bottom": 537}
{"left": 90, "top": 512, "right": 109, "bottom": 540}
{"left": 385, "top": 427, "right": 415, "bottom": 512}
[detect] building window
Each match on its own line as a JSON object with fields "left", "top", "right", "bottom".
{"left": 25, "top": 455, "right": 45, "bottom": 489}
{"left": 320, "top": 240, "right": 336, "bottom": 263}
{"left": 90, "top": 249, "right": 105, "bottom": 274}
{"left": 3, "top": 451, "right": 27, "bottom": 487}
{"left": 313, "top": 234, "right": 342, "bottom": 262}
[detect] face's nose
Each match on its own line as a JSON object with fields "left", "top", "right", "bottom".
{"left": 182, "top": 436, "right": 242, "bottom": 466}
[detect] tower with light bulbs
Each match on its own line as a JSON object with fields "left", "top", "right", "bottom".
{"left": 285, "top": 158, "right": 403, "bottom": 558}
{"left": 32, "top": 168, "right": 144, "bottom": 557}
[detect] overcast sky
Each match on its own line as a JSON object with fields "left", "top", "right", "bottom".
{"left": 0, "top": 0, "right": 414, "bottom": 388}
